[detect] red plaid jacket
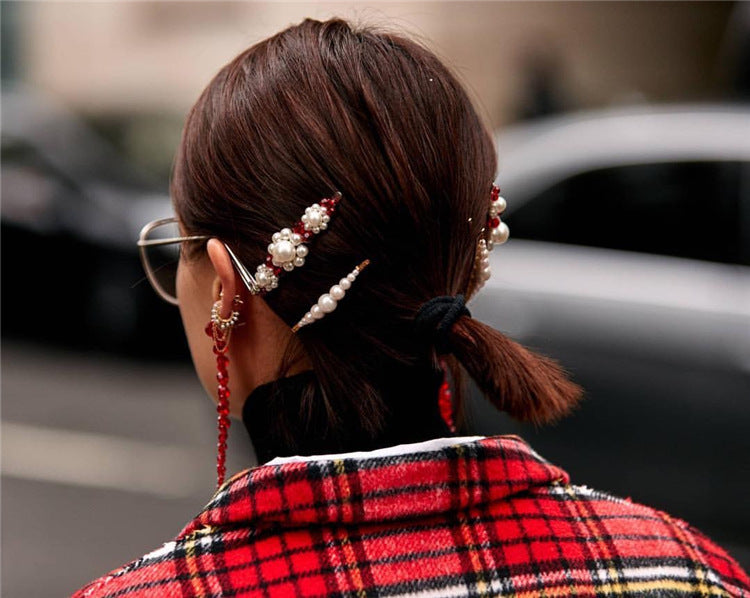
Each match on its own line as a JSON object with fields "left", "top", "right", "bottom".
{"left": 73, "top": 434, "right": 749, "bottom": 597}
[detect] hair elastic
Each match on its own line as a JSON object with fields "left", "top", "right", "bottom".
{"left": 414, "top": 294, "right": 471, "bottom": 354}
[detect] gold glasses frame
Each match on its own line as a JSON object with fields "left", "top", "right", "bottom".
{"left": 137, "top": 216, "right": 260, "bottom": 305}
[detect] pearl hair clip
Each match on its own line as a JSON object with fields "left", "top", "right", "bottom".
{"left": 249, "top": 191, "right": 342, "bottom": 294}
{"left": 469, "top": 183, "right": 509, "bottom": 295}
{"left": 291, "top": 259, "right": 371, "bottom": 333}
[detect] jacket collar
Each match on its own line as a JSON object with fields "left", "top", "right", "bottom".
{"left": 178, "top": 434, "right": 569, "bottom": 539}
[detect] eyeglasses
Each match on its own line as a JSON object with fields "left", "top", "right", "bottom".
{"left": 137, "top": 217, "right": 261, "bottom": 305}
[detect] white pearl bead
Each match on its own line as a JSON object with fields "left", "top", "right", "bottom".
{"left": 310, "top": 305, "right": 323, "bottom": 319}
{"left": 267, "top": 243, "right": 275, "bottom": 253}
{"left": 273, "top": 240, "right": 295, "bottom": 262}
{"left": 283, "top": 262, "right": 294, "bottom": 271}
{"left": 296, "top": 245, "right": 308, "bottom": 257}
{"left": 280, "top": 228, "right": 292, "bottom": 237}
{"left": 491, "top": 222, "right": 509, "bottom": 245}
{"left": 339, "top": 278, "right": 351, "bottom": 290}
{"left": 306, "top": 212, "right": 322, "bottom": 227}
{"left": 294, "top": 256, "right": 305, "bottom": 267}
{"left": 330, "top": 285, "right": 345, "bottom": 300}
{"left": 291, "top": 233, "right": 302, "bottom": 245}
{"left": 257, "top": 271, "right": 268, "bottom": 285}
{"left": 347, "top": 274, "right": 356, "bottom": 282}
{"left": 318, "top": 294, "right": 337, "bottom": 313}
{"left": 495, "top": 196, "right": 507, "bottom": 213}
{"left": 272, "top": 232, "right": 281, "bottom": 242}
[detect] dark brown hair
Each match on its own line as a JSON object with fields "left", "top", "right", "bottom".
{"left": 172, "top": 17, "right": 583, "bottom": 443}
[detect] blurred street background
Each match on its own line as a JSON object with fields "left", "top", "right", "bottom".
{"left": 2, "top": 2, "right": 749, "bottom": 596}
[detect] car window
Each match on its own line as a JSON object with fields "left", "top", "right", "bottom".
{"left": 504, "top": 161, "right": 747, "bottom": 266}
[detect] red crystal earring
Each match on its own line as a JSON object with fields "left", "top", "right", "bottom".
{"left": 438, "top": 359, "right": 457, "bottom": 433}
{"left": 204, "top": 293, "right": 243, "bottom": 489}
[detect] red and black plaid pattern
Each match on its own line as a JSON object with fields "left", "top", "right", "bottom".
{"left": 73, "top": 434, "right": 750, "bottom": 597}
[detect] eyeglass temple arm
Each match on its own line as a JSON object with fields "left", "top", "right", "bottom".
{"left": 136, "top": 218, "right": 260, "bottom": 294}
{"left": 137, "top": 235, "right": 208, "bottom": 247}
{"left": 223, "top": 243, "right": 261, "bottom": 295}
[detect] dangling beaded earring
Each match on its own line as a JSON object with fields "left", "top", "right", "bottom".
{"left": 438, "top": 359, "right": 457, "bottom": 433}
{"left": 204, "top": 293, "right": 243, "bottom": 489}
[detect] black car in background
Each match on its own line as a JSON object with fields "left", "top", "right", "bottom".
{"left": 1, "top": 84, "right": 185, "bottom": 358}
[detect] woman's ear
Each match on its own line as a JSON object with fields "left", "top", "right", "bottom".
{"left": 206, "top": 239, "right": 240, "bottom": 317}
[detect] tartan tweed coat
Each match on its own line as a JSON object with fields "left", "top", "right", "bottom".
{"left": 73, "top": 433, "right": 750, "bottom": 598}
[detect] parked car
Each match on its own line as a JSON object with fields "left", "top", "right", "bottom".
{"left": 1, "top": 83, "right": 185, "bottom": 358}
{"left": 466, "top": 103, "right": 750, "bottom": 568}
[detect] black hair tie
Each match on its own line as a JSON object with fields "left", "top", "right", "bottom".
{"left": 414, "top": 294, "right": 471, "bottom": 354}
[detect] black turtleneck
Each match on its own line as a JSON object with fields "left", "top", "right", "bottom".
{"left": 241, "top": 363, "right": 456, "bottom": 464}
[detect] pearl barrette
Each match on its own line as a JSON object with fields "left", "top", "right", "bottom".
{"left": 252, "top": 191, "right": 342, "bottom": 293}
{"left": 291, "top": 259, "right": 371, "bottom": 333}
{"left": 471, "top": 238, "right": 492, "bottom": 294}
{"left": 469, "top": 183, "right": 509, "bottom": 295}
{"left": 486, "top": 183, "right": 509, "bottom": 250}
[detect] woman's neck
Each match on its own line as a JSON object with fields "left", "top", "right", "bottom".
{"left": 241, "top": 363, "right": 454, "bottom": 464}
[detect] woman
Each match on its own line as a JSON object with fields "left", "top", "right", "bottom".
{"left": 74, "top": 16, "right": 749, "bottom": 598}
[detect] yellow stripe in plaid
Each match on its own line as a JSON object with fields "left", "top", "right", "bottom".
{"left": 507, "top": 579, "right": 731, "bottom": 598}
{"left": 562, "top": 484, "right": 626, "bottom": 593}
{"left": 454, "top": 444, "right": 494, "bottom": 597}
{"left": 334, "top": 460, "right": 366, "bottom": 597}
{"left": 183, "top": 535, "right": 205, "bottom": 596}
{"left": 665, "top": 512, "right": 716, "bottom": 596}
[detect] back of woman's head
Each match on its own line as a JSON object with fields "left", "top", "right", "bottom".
{"left": 172, "top": 16, "right": 583, "bottom": 442}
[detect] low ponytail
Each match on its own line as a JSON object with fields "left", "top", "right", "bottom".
{"left": 415, "top": 295, "right": 585, "bottom": 428}
{"left": 449, "top": 315, "right": 585, "bottom": 426}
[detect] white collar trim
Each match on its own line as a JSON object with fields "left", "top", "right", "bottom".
{"left": 262, "top": 435, "right": 487, "bottom": 466}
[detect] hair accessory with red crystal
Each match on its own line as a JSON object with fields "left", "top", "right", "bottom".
{"left": 469, "top": 183, "right": 510, "bottom": 296}
{"left": 486, "top": 183, "right": 509, "bottom": 249}
{"left": 253, "top": 191, "right": 342, "bottom": 293}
